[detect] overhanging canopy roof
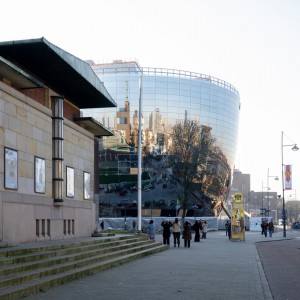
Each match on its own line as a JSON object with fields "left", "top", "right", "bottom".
{"left": 73, "top": 117, "right": 114, "bottom": 137}
{"left": 0, "top": 37, "right": 117, "bottom": 109}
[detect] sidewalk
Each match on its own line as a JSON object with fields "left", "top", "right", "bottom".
{"left": 25, "top": 230, "right": 295, "bottom": 300}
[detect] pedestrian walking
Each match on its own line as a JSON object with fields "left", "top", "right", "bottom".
{"left": 261, "top": 221, "right": 268, "bottom": 237}
{"left": 147, "top": 220, "right": 156, "bottom": 241}
{"left": 172, "top": 217, "right": 181, "bottom": 247}
{"left": 268, "top": 220, "right": 274, "bottom": 237}
{"left": 100, "top": 220, "right": 104, "bottom": 231}
{"left": 202, "top": 220, "right": 208, "bottom": 239}
{"left": 227, "top": 220, "right": 232, "bottom": 240}
{"left": 193, "top": 220, "right": 201, "bottom": 242}
{"left": 161, "top": 219, "right": 172, "bottom": 245}
{"left": 225, "top": 220, "right": 229, "bottom": 236}
{"left": 182, "top": 220, "right": 192, "bottom": 248}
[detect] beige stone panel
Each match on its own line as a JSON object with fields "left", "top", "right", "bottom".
{"left": 36, "top": 142, "right": 51, "bottom": 159}
{"left": 78, "top": 157, "right": 84, "bottom": 171}
{"left": 65, "top": 142, "right": 75, "bottom": 156}
{"left": 83, "top": 158, "right": 92, "bottom": 172}
{"left": 2, "top": 84, "right": 26, "bottom": 105}
{"left": 4, "top": 100, "right": 16, "bottom": 117}
{"left": 63, "top": 155, "right": 72, "bottom": 167}
{"left": 71, "top": 134, "right": 79, "bottom": 145}
{"left": 2, "top": 113, "right": 8, "bottom": 128}
{"left": 18, "top": 177, "right": 34, "bottom": 194}
{"left": 0, "top": 97, "right": 4, "bottom": 111}
{"left": 21, "top": 126, "right": 31, "bottom": 142}
{"left": 21, "top": 151, "right": 33, "bottom": 163}
{"left": 26, "top": 96, "right": 51, "bottom": 116}
{"left": 41, "top": 197, "right": 54, "bottom": 206}
{"left": 45, "top": 181, "right": 52, "bottom": 198}
{"left": 4, "top": 129, "right": 17, "bottom": 148}
{"left": 43, "top": 131, "right": 52, "bottom": 146}
{"left": 20, "top": 123, "right": 33, "bottom": 139}
{"left": 0, "top": 152, "right": 3, "bottom": 190}
{"left": 27, "top": 111, "right": 37, "bottom": 127}
{"left": 82, "top": 200, "right": 93, "bottom": 209}
{"left": 52, "top": 206, "right": 64, "bottom": 219}
{"left": 2, "top": 191, "right": 23, "bottom": 203}
{"left": 64, "top": 130, "right": 72, "bottom": 142}
{"left": 16, "top": 106, "right": 27, "bottom": 121}
{"left": 71, "top": 156, "right": 79, "bottom": 168}
{"left": 0, "top": 112, "right": 3, "bottom": 127}
{"left": 35, "top": 204, "right": 52, "bottom": 219}
{"left": 0, "top": 127, "right": 4, "bottom": 145}
{"left": 75, "top": 173, "right": 83, "bottom": 200}
{"left": 19, "top": 159, "right": 33, "bottom": 179}
{"left": 64, "top": 199, "right": 83, "bottom": 208}
{"left": 47, "top": 220, "right": 64, "bottom": 240}
{"left": 33, "top": 127, "right": 43, "bottom": 142}
{"left": 36, "top": 116, "right": 47, "bottom": 132}
{"left": 16, "top": 133, "right": 27, "bottom": 153}
{"left": 74, "top": 188, "right": 81, "bottom": 200}
{"left": 74, "top": 206, "right": 95, "bottom": 237}
{"left": 62, "top": 207, "right": 76, "bottom": 219}
{"left": 8, "top": 115, "right": 22, "bottom": 132}
{"left": 27, "top": 138, "right": 37, "bottom": 155}
{"left": 23, "top": 194, "right": 45, "bottom": 204}
{"left": 45, "top": 163, "right": 52, "bottom": 181}
{"left": 74, "top": 144, "right": 82, "bottom": 157}
{"left": 3, "top": 202, "right": 36, "bottom": 243}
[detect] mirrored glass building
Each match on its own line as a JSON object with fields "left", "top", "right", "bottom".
{"left": 84, "top": 60, "right": 240, "bottom": 215}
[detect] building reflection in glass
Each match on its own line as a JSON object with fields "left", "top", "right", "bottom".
{"left": 84, "top": 61, "right": 240, "bottom": 215}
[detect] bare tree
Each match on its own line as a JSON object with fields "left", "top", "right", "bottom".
{"left": 170, "top": 120, "right": 214, "bottom": 221}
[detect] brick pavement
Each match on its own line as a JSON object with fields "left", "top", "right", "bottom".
{"left": 256, "top": 231, "right": 300, "bottom": 300}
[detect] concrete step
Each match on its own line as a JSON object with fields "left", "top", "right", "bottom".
{"left": 0, "top": 234, "right": 167, "bottom": 300}
{"left": 0, "top": 236, "right": 143, "bottom": 267}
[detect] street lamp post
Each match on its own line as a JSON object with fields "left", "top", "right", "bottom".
{"left": 267, "top": 168, "right": 279, "bottom": 217}
{"left": 281, "top": 131, "right": 299, "bottom": 237}
{"left": 261, "top": 181, "right": 269, "bottom": 217}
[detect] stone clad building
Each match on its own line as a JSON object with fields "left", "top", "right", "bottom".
{"left": 0, "top": 38, "right": 116, "bottom": 243}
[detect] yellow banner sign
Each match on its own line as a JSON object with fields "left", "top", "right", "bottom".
{"left": 231, "top": 193, "right": 245, "bottom": 241}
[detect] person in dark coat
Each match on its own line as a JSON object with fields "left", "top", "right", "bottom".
{"left": 261, "top": 221, "right": 268, "bottom": 237}
{"left": 182, "top": 221, "right": 192, "bottom": 247}
{"left": 268, "top": 221, "right": 274, "bottom": 237}
{"left": 193, "top": 220, "right": 201, "bottom": 242}
{"left": 228, "top": 220, "right": 231, "bottom": 240}
{"left": 225, "top": 220, "right": 229, "bottom": 236}
{"left": 161, "top": 220, "right": 172, "bottom": 245}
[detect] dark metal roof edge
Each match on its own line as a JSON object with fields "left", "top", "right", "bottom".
{"left": 0, "top": 56, "right": 44, "bottom": 88}
{"left": 73, "top": 116, "right": 115, "bottom": 137}
{"left": 0, "top": 37, "right": 117, "bottom": 108}
{"left": 41, "top": 38, "right": 117, "bottom": 107}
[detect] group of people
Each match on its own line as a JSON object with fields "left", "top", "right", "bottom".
{"left": 147, "top": 218, "right": 208, "bottom": 248}
{"left": 261, "top": 220, "right": 274, "bottom": 237}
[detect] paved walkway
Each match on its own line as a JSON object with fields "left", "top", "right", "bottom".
{"left": 23, "top": 229, "right": 300, "bottom": 300}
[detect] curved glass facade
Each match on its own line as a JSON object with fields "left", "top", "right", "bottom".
{"left": 87, "top": 61, "right": 240, "bottom": 169}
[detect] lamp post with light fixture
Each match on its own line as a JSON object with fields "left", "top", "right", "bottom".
{"left": 261, "top": 181, "right": 269, "bottom": 217}
{"left": 281, "top": 131, "right": 299, "bottom": 237}
{"left": 267, "top": 168, "right": 279, "bottom": 217}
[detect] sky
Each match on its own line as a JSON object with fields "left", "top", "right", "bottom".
{"left": 2, "top": 0, "right": 300, "bottom": 198}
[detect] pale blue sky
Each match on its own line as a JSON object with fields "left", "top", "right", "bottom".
{"left": 2, "top": 0, "right": 300, "bottom": 197}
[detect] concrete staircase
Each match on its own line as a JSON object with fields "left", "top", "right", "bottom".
{"left": 0, "top": 234, "right": 167, "bottom": 299}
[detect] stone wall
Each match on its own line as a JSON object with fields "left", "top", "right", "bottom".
{"left": 0, "top": 81, "right": 96, "bottom": 243}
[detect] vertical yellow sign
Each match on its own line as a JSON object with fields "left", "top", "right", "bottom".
{"left": 231, "top": 193, "right": 245, "bottom": 241}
